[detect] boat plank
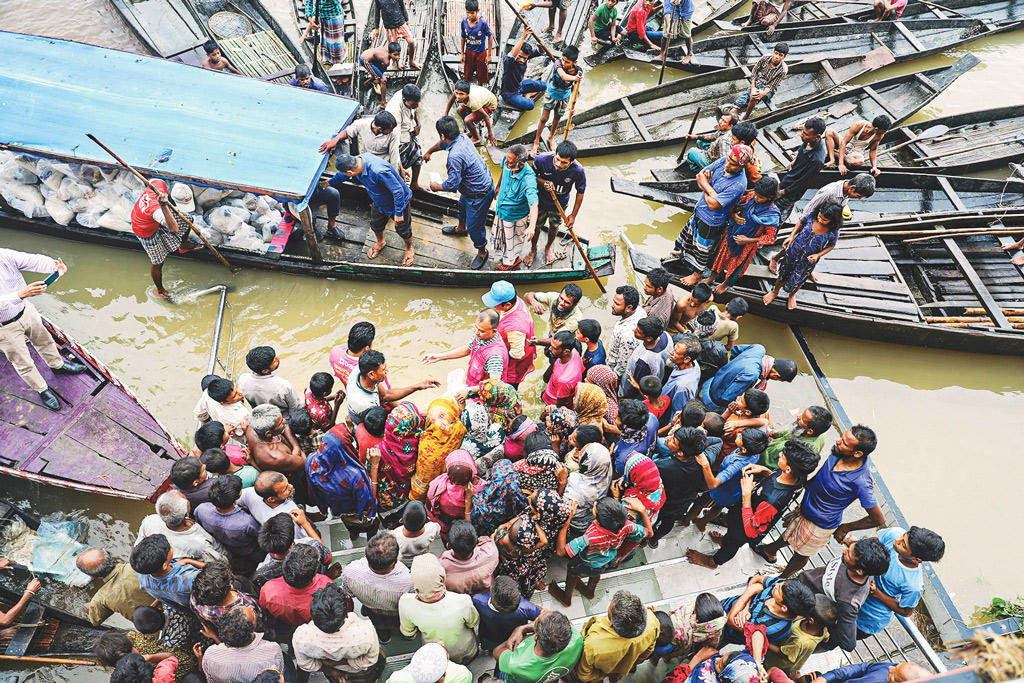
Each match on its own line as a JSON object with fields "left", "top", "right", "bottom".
{"left": 813, "top": 259, "right": 895, "bottom": 276}
{"left": 940, "top": 234, "right": 1015, "bottom": 329}
{"left": 0, "top": 424, "right": 46, "bottom": 468}
{"left": 822, "top": 245, "right": 891, "bottom": 261}
{"left": 620, "top": 98, "right": 654, "bottom": 142}
{"left": 893, "top": 21, "right": 927, "bottom": 53}
{"left": 5, "top": 601, "right": 44, "bottom": 656}
{"left": 823, "top": 292, "right": 921, "bottom": 317}
{"left": 743, "top": 264, "right": 910, "bottom": 295}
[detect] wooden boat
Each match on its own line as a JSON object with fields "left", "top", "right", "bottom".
{"left": 437, "top": 0, "right": 502, "bottom": 95}
{"left": 0, "top": 316, "right": 185, "bottom": 501}
{"left": 649, "top": 55, "right": 980, "bottom": 181}
{"left": 622, "top": 212, "right": 1024, "bottom": 356}
{"left": 108, "top": 0, "right": 211, "bottom": 65}
{"left": 618, "top": 18, "right": 1021, "bottom": 72}
{"left": 357, "top": 0, "right": 436, "bottom": 110}
{"left": 0, "top": 581, "right": 112, "bottom": 660}
{"left": 720, "top": 0, "right": 1024, "bottom": 30}
{"left": 585, "top": 0, "right": 746, "bottom": 67}
{"left": 501, "top": 49, "right": 895, "bottom": 157}
{"left": 610, "top": 171, "right": 1024, "bottom": 216}
{"left": 292, "top": 0, "right": 360, "bottom": 95}
{"left": 873, "top": 105, "right": 1024, "bottom": 176}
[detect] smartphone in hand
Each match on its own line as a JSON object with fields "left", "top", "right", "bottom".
{"left": 43, "top": 271, "right": 60, "bottom": 286}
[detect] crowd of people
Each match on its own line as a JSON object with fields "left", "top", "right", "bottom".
{"left": 0, "top": 272, "right": 946, "bottom": 683}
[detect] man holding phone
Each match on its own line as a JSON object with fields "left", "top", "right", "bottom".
{"left": 0, "top": 248, "right": 87, "bottom": 411}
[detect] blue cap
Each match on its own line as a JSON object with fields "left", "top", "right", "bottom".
{"left": 482, "top": 280, "right": 516, "bottom": 308}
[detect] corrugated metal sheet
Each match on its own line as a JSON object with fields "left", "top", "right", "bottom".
{"left": 0, "top": 31, "right": 360, "bottom": 201}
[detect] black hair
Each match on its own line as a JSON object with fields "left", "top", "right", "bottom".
{"left": 110, "top": 652, "right": 155, "bottom": 683}
{"left": 732, "top": 121, "right": 757, "bottom": 145}
{"left": 562, "top": 282, "right": 583, "bottom": 303}
{"left": 674, "top": 427, "right": 708, "bottom": 458}
{"left": 617, "top": 399, "right": 649, "bottom": 430}
{"left": 555, "top": 140, "right": 578, "bottom": 161}
{"left": 132, "top": 606, "right": 165, "bottom": 635}
{"left": 130, "top": 534, "right": 170, "bottom": 575}
{"left": 402, "top": 84, "right": 422, "bottom": 102}
{"left": 508, "top": 414, "right": 530, "bottom": 434}
{"left": 466, "top": 0, "right": 480, "bottom": 9}
{"left": 335, "top": 154, "right": 360, "bottom": 174}
{"left": 655, "top": 610, "right": 674, "bottom": 647}
{"left": 449, "top": 520, "right": 478, "bottom": 559}
{"left": 850, "top": 424, "right": 878, "bottom": 456}
{"left": 694, "top": 592, "right": 725, "bottom": 623}
{"left": 609, "top": 590, "right": 646, "bottom": 638}
{"left": 615, "top": 285, "right": 640, "bottom": 310}
{"left": 703, "top": 412, "right": 726, "bottom": 437}
{"left": 595, "top": 496, "right": 626, "bottom": 532}
{"left": 774, "top": 42, "right": 790, "bottom": 55}
{"left": 195, "top": 421, "right": 226, "bottom": 452}
{"left": 388, "top": 41, "right": 402, "bottom": 54}
{"left": 739, "top": 427, "right": 770, "bottom": 456}
{"left": 726, "top": 298, "right": 748, "bottom": 317}
{"left": 210, "top": 474, "right": 243, "bottom": 509}
{"left": 743, "top": 388, "right": 770, "bottom": 416}
{"left": 309, "top": 372, "right": 334, "bottom": 398}
{"left": 646, "top": 267, "right": 671, "bottom": 292}
{"left": 907, "top": 526, "right": 945, "bottom": 562}
{"left": 562, "top": 45, "right": 579, "bottom": 61}
{"left": 524, "top": 430, "right": 553, "bottom": 453}
{"left": 216, "top": 607, "right": 255, "bottom": 648}
{"left": 348, "top": 321, "right": 376, "bottom": 353}
{"left": 490, "top": 575, "right": 522, "bottom": 614}
{"left": 202, "top": 374, "right": 220, "bottom": 391}
{"left": 200, "top": 448, "right": 230, "bottom": 475}
{"left": 639, "top": 375, "right": 662, "bottom": 399}
{"left": 373, "top": 110, "right": 398, "bottom": 131}
{"left": 535, "top": 611, "right": 573, "bottom": 655}
{"left": 781, "top": 440, "right": 820, "bottom": 479}
{"left": 806, "top": 406, "right": 833, "bottom": 435}
{"left": 251, "top": 672, "right": 283, "bottom": 683}
{"left": 181, "top": 674, "right": 207, "bottom": 683}
{"left": 852, "top": 538, "right": 890, "bottom": 576}
{"left": 402, "top": 501, "right": 428, "bottom": 532}
{"left": 455, "top": 78, "right": 472, "bottom": 93}
{"left": 695, "top": 309, "right": 717, "bottom": 327}
{"left": 872, "top": 114, "right": 892, "bottom": 130}
{"left": 577, "top": 319, "right": 601, "bottom": 343}
{"left": 366, "top": 530, "right": 400, "bottom": 571}
{"left": 310, "top": 582, "right": 349, "bottom": 633}
{"left": 780, "top": 580, "right": 816, "bottom": 616}
{"left": 208, "top": 378, "right": 234, "bottom": 402}
{"left": 553, "top": 329, "right": 577, "bottom": 350}
{"left": 575, "top": 424, "right": 603, "bottom": 448}
{"left": 681, "top": 398, "right": 707, "bottom": 427}
{"left": 203, "top": 40, "right": 219, "bottom": 54}
{"left": 359, "top": 349, "right": 385, "bottom": 376}
{"left": 363, "top": 406, "right": 389, "bottom": 438}
{"left": 753, "top": 175, "right": 779, "bottom": 200}
{"left": 691, "top": 283, "right": 713, "bottom": 302}
{"left": 772, "top": 358, "right": 798, "bottom": 382}
{"left": 436, "top": 115, "right": 461, "bottom": 141}
{"left": 192, "top": 561, "right": 232, "bottom": 606}
{"left": 93, "top": 630, "right": 133, "bottom": 666}
{"left": 283, "top": 543, "right": 320, "bottom": 588}
{"left": 811, "top": 594, "right": 838, "bottom": 627}
{"left": 287, "top": 408, "right": 313, "bottom": 437}
{"left": 170, "top": 455, "right": 203, "bottom": 489}
{"left": 245, "top": 346, "right": 276, "bottom": 373}
{"left": 805, "top": 117, "right": 827, "bottom": 136}
{"left": 636, "top": 316, "right": 665, "bottom": 340}
{"left": 258, "top": 512, "right": 296, "bottom": 555}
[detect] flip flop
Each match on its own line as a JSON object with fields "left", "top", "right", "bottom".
{"left": 752, "top": 545, "right": 777, "bottom": 563}
{"left": 367, "top": 243, "right": 385, "bottom": 259}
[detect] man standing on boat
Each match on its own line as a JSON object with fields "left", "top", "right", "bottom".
{"left": 0, "top": 248, "right": 87, "bottom": 412}
{"left": 333, "top": 153, "right": 416, "bottom": 266}
{"left": 130, "top": 180, "right": 200, "bottom": 301}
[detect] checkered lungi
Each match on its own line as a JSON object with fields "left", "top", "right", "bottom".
{"left": 782, "top": 511, "right": 836, "bottom": 557}
{"left": 136, "top": 215, "right": 189, "bottom": 265}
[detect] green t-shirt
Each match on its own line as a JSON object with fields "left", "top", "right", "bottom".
{"left": 213, "top": 465, "right": 260, "bottom": 489}
{"left": 761, "top": 431, "right": 826, "bottom": 469}
{"left": 499, "top": 629, "right": 585, "bottom": 683}
{"left": 593, "top": 3, "right": 618, "bottom": 31}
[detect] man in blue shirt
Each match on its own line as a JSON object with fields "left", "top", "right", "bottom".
{"left": 673, "top": 145, "right": 750, "bottom": 286}
{"left": 530, "top": 141, "right": 586, "bottom": 266}
{"left": 424, "top": 116, "right": 494, "bottom": 270}
{"left": 499, "top": 30, "right": 547, "bottom": 110}
{"left": 331, "top": 153, "right": 414, "bottom": 266}
{"left": 493, "top": 145, "right": 539, "bottom": 270}
{"left": 700, "top": 343, "right": 797, "bottom": 411}
{"left": 756, "top": 425, "right": 886, "bottom": 578}
{"left": 289, "top": 63, "right": 329, "bottom": 92}
{"left": 819, "top": 661, "right": 931, "bottom": 683}
{"left": 662, "top": 336, "right": 702, "bottom": 414}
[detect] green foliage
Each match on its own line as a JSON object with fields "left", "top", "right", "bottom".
{"left": 972, "top": 596, "right": 1024, "bottom": 625}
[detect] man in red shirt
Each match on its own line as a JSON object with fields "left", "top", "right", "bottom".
{"left": 130, "top": 180, "right": 198, "bottom": 300}
{"left": 624, "top": 0, "right": 663, "bottom": 52}
{"left": 259, "top": 544, "right": 334, "bottom": 633}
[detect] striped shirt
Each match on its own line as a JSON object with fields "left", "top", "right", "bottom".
{"left": 341, "top": 557, "right": 413, "bottom": 615}
{"left": 201, "top": 633, "right": 285, "bottom": 683}
{"left": 750, "top": 54, "right": 789, "bottom": 94}
{"left": 136, "top": 560, "right": 200, "bottom": 609}
{"left": 468, "top": 335, "right": 506, "bottom": 377}
{"left": 0, "top": 248, "right": 54, "bottom": 322}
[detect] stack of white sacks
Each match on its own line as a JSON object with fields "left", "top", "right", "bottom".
{"left": 0, "top": 151, "right": 284, "bottom": 252}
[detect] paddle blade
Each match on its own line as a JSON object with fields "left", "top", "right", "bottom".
{"left": 918, "top": 124, "right": 950, "bottom": 139}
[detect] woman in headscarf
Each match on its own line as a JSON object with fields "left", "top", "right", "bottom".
{"left": 425, "top": 450, "right": 484, "bottom": 542}
{"left": 411, "top": 397, "right": 466, "bottom": 503}
{"left": 654, "top": 594, "right": 727, "bottom": 665}
{"left": 613, "top": 452, "right": 666, "bottom": 526}
{"left": 460, "top": 401, "right": 505, "bottom": 475}
{"left": 573, "top": 382, "right": 609, "bottom": 430}
{"left": 306, "top": 423, "right": 378, "bottom": 540}
{"left": 473, "top": 378, "right": 521, "bottom": 429}
{"left": 542, "top": 405, "right": 577, "bottom": 457}
{"left": 376, "top": 402, "right": 423, "bottom": 513}
{"left": 503, "top": 414, "right": 538, "bottom": 462}
{"left": 585, "top": 364, "right": 619, "bottom": 427}
{"left": 512, "top": 431, "right": 563, "bottom": 493}
{"left": 496, "top": 488, "right": 574, "bottom": 597}
{"left": 562, "top": 425, "right": 612, "bottom": 538}
{"left": 398, "top": 554, "right": 480, "bottom": 664}
{"left": 470, "top": 459, "right": 527, "bottom": 536}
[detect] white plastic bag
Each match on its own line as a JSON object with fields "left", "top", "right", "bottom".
{"left": 1, "top": 181, "right": 45, "bottom": 206}
{"left": 208, "top": 205, "right": 250, "bottom": 236}
{"left": 96, "top": 211, "right": 132, "bottom": 232}
{"left": 76, "top": 211, "right": 104, "bottom": 228}
{"left": 9, "top": 196, "right": 50, "bottom": 219}
{"left": 66, "top": 197, "right": 94, "bottom": 213}
{"left": 36, "top": 159, "right": 66, "bottom": 191}
{"left": 45, "top": 198, "right": 75, "bottom": 226}
{"left": 57, "top": 177, "right": 93, "bottom": 201}
{"left": 196, "top": 186, "right": 225, "bottom": 209}
{"left": 0, "top": 160, "right": 38, "bottom": 184}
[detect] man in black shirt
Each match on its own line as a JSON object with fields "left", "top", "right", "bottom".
{"left": 776, "top": 117, "right": 827, "bottom": 220}
{"left": 651, "top": 427, "right": 722, "bottom": 548}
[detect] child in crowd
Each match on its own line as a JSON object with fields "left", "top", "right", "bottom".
{"left": 669, "top": 282, "right": 715, "bottom": 334}
{"left": 237, "top": 345, "right": 302, "bottom": 413}
{"left": 688, "top": 425, "right": 771, "bottom": 531}
{"left": 200, "top": 447, "right": 259, "bottom": 489}
{"left": 648, "top": 592, "right": 727, "bottom": 665}
{"left": 445, "top": 78, "right": 499, "bottom": 146}
{"left": 305, "top": 371, "right": 343, "bottom": 432}
{"left": 577, "top": 319, "right": 606, "bottom": 371}
{"left": 194, "top": 376, "right": 250, "bottom": 431}
{"left": 392, "top": 501, "right": 441, "bottom": 567}
{"left": 531, "top": 46, "right": 583, "bottom": 158}
{"left": 461, "top": 0, "right": 493, "bottom": 84}
{"left": 721, "top": 575, "right": 816, "bottom": 646}
{"left": 288, "top": 408, "right": 323, "bottom": 456}
{"left": 721, "top": 388, "right": 772, "bottom": 455}
{"left": 170, "top": 455, "right": 212, "bottom": 509}
{"left": 194, "top": 420, "right": 248, "bottom": 466}
{"left": 504, "top": 414, "right": 539, "bottom": 462}
{"left": 360, "top": 41, "right": 403, "bottom": 106}
{"left": 201, "top": 40, "right": 241, "bottom": 75}
{"left": 472, "top": 575, "right": 541, "bottom": 653}
{"left": 589, "top": 0, "right": 622, "bottom": 45}
{"left": 639, "top": 375, "right": 671, "bottom": 427}
{"left": 355, "top": 405, "right": 389, "bottom": 464}
{"left": 765, "top": 595, "right": 837, "bottom": 676}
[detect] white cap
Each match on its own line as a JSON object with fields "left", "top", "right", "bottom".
{"left": 171, "top": 183, "right": 196, "bottom": 212}
{"left": 409, "top": 644, "right": 449, "bottom": 683}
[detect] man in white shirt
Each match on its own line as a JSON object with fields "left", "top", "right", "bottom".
{"left": 236, "top": 345, "right": 302, "bottom": 412}
{"left": 135, "top": 490, "right": 226, "bottom": 562}
{"left": 320, "top": 111, "right": 403, "bottom": 178}
{"left": 386, "top": 84, "right": 427, "bottom": 192}
{"left": 605, "top": 285, "right": 646, "bottom": 377}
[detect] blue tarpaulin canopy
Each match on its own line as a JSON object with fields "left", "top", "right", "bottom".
{"left": 0, "top": 31, "right": 360, "bottom": 203}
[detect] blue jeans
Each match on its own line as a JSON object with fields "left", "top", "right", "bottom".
{"left": 734, "top": 88, "right": 774, "bottom": 110}
{"left": 626, "top": 28, "right": 663, "bottom": 44}
{"left": 309, "top": 184, "right": 340, "bottom": 218}
{"left": 501, "top": 79, "right": 547, "bottom": 111}
{"left": 459, "top": 187, "right": 494, "bottom": 250}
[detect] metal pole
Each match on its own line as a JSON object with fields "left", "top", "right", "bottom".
{"left": 207, "top": 284, "right": 228, "bottom": 376}
{"left": 896, "top": 615, "right": 948, "bottom": 672}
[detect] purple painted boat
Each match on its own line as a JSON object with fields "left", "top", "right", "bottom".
{"left": 0, "top": 317, "right": 185, "bottom": 501}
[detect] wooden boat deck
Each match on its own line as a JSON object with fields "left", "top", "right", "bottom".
{"left": 358, "top": 0, "right": 434, "bottom": 109}
{"left": 438, "top": 0, "right": 502, "bottom": 93}
{"left": 0, "top": 320, "right": 181, "bottom": 501}
{"left": 0, "top": 582, "right": 110, "bottom": 658}
{"left": 108, "top": 0, "right": 210, "bottom": 65}
{"left": 766, "top": 0, "right": 1023, "bottom": 28}
{"left": 293, "top": 0, "right": 359, "bottom": 92}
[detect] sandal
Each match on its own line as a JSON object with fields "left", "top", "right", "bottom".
{"left": 497, "top": 257, "right": 522, "bottom": 271}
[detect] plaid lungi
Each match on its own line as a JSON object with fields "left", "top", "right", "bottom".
{"left": 137, "top": 216, "right": 189, "bottom": 265}
{"left": 674, "top": 215, "right": 723, "bottom": 275}
{"left": 320, "top": 13, "right": 348, "bottom": 64}
{"left": 782, "top": 511, "right": 835, "bottom": 557}
{"left": 400, "top": 136, "right": 423, "bottom": 169}
{"left": 493, "top": 216, "right": 529, "bottom": 267}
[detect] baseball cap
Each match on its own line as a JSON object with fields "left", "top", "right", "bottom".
{"left": 482, "top": 280, "right": 516, "bottom": 308}
{"left": 170, "top": 183, "right": 196, "bottom": 213}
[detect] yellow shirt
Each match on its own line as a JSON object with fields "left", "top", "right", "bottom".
{"left": 763, "top": 619, "right": 828, "bottom": 674}
{"left": 467, "top": 85, "right": 498, "bottom": 112}
{"left": 574, "top": 612, "right": 659, "bottom": 682}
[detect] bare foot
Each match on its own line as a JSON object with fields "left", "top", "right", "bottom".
{"left": 411, "top": 184, "right": 429, "bottom": 193}
{"left": 542, "top": 25, "right": 554, "bottom": 33}
{"left": 1001, "top": 243, "right": 1020, "bottom": 252}
{"left": 367, "top": 241, "right": 385, "bottom": 259}
{"left": 681, "top": 54, "right": 692, "bottom": 65}
{"left": 548, "top": 583, "right": 572, "bottom": 607}
{"left": 763, "top": 290, "right": 778, "bottom": 305}
{"left": 713, "top": 283, "right": 729, "bottom": 295}
{"left": 535, "top": 581, "right": 547, "bottom": 591}
{"left": 710, "top": 530, "right": 725, "bottom": 546}
{"left": 155, "top": 288, "right": 172, "bottom": 301}
{"left": 680, "top": 273, "right": 700, "bottom": 286}
{"left": 409, "top": 60, "right": 422, "bottom": 70}
{"left": 752, "top": 545, "right": 778, "bottom": 563}
{"left": 694, "top": 517, "right": 708, "bottom": 533}
{"left": 809, "top": 272, "right": 819, "bottom": 283}
{"left": 402, "top": 246, "right": 415, "bottom": 266}
{"left": 1012, "top": 255, "right": 1024, "bottom": 266}
{"left": 530, "top": 143, "right": 539, "bottom": 158}
{"left": 554, "top": 32, "right": 563, "bottom": 42}
{"left": 768, "top": 258, "right": 779, "bottom": 275}
{"left": 547, "top": 135, "right": 556, "bottom": 151}
{"left": 578, "top": 578, "right": 598, "bottom": 600}
{"left": 699, "top": 276, "right": 714, "bottom": 285}
{"left": 787, "top": 292, "right": 798, "bottom": 310}
{"left": 686, "top": 549, "right": 718, "bottom": 569}
{"left": 545, "top": 244, "right": 567, "bottom": 264}
{"left": 524, "top": 247, "right": 538, "bottom": 267}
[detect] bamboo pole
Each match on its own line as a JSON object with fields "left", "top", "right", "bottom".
{"left": 0, "top": 654, "right": 96, "bottom": 666}
{"left": 657, "top": 14, "right": 673, "bottom": 87}
{"left": 546, "top": 186, "right": 606, "bottom": 293}
{"left": 503, "top": 0, "right": 559, "bottom": 62}
{"left": 926, "top": 316, "right": 1024, "bottom": 323}
{"left": 915, "top": 135, "right": 1024, "bottom": 162}
{"left": 675, "top": 107, "right": 702, "bottom": 164}
{"left": 562, "top": 79, "right": 582, "bottom": 141}
{"left": 903, "top": 229, "right": 1024, "bottom": 244}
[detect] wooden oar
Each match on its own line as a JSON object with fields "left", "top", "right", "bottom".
{"left": 503, "top": 0, "right": 559, "bottom": 62}
{"left": 903, "top": 229, "right": 1023, "bottom": 243}
{"left": 883, "top": 124, "right": 950, "bottom": 153}
{"left": 562, "top": 79, "right": 582, "bottom": 142}
{"left": 915, "top": 135, "right": 1024, "bottom": 162}
{"left": 0, "top": 654, "right": 96, "bottom": 666}
{"left": 675, "top": 107, "right": 703, "bottom": 164}
{"left": 545, "top": 186, "right": 606, "bottom": 293}
{"left": 657, "top": 15, "right": 673, "bottom": 86}
{"left": 86, "top": 134, "right": 238, "bottom": 274}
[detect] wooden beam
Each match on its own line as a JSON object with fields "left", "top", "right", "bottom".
{"left": 820, "top": 60, "right": 840, "bottom": 88}
{"left": 298, "top": 207, "right": 324, "bottom": 263}
{"left": 932, "top": 222, "right": 1013, "bottom": 329}
{"left": 913, "top": 72, "right": 940, "bottom": 93}
{"left": 892, "top": 21, "right": 927, "bottom": 53}
{"left": 747, "top": 36, "right": 768, "bottom": 56}
{"left": 860, "top": 85, "right": 899, "bottom": 120}
{"left": 725, "top": 48, "right": 752, "bottom": 76}
{"left": 935, "top": 176, "right": 968, "bottom": 212}
{"left": 620, "top": 98, "right": 654, "bottom": 142}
